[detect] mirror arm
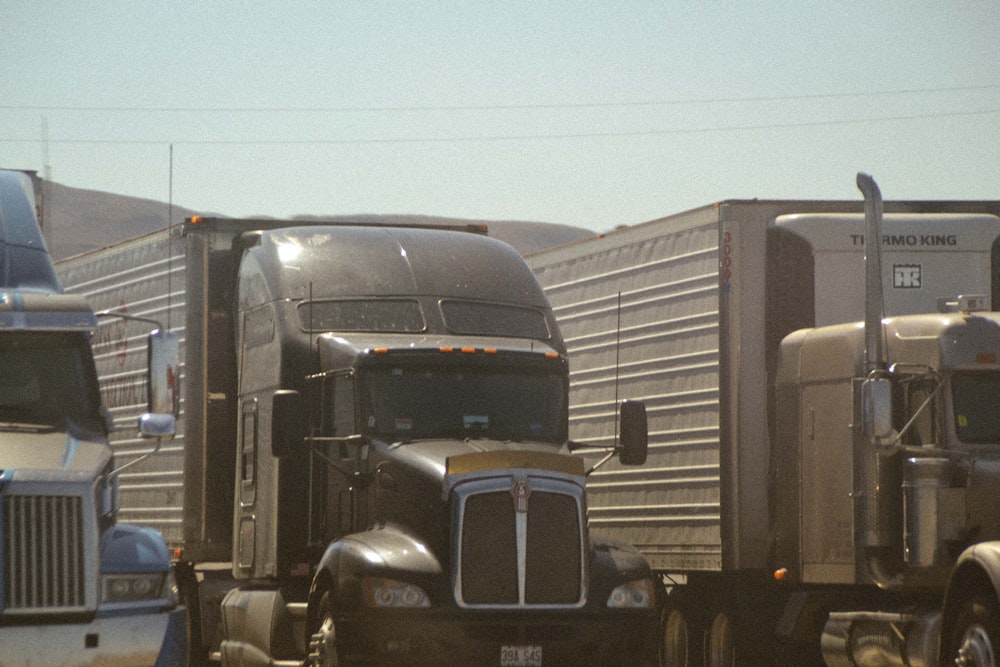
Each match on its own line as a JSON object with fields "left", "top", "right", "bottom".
{"left": 94, "top": 310, "right": 163, "bottom": 329}
{"left": 885, "top": 375, "right": 946, "bottom": 451}
{"left": 110, "top": 438, "right": 162, "bottom": 480}
{"left": 585, "top": 450, "right": 617, "bottom": 477}
{"left": 110, "top": 414, "right": 171, "bottom": 479}
{"left": 307, "top": 434, "right": 365, "bottom": 481}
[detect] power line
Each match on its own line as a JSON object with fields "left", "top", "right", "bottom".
{"left": 1, "top": 107, "right": 998, "bottom": 147}
{"left": 2, "top": 84, "right": 999, "bottom": 114}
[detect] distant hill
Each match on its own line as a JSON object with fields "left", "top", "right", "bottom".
{"left": 39, "top": 181, "right": 594, "bottom": 260}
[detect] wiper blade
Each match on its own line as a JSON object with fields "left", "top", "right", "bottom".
{"left": 0, "top": 421, "right": 57, "bottom": 433}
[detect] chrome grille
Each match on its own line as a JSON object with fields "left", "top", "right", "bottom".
{"left": 458, "top": 483, "right": 584, "bottom": 607}
{"left": 3, "top": 495, "right": 87, "bottom": 611}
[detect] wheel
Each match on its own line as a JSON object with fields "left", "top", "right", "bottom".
{"left": 308, "top": 591, "right": 340, "bottom": 667}
{"left": 705, "top": 611, "right": 735, "bottom": 667}
{"left": 661, "top": 592, "right": 703, "bottom": 667}
{"left": 662, "top": 606, "right": 691, "bottom": 666}
{"left": 175, "top": 562, "right": 209, "bottom": 667}
{"left": 945, "top": 591, "right": 1000, "bottom": 666}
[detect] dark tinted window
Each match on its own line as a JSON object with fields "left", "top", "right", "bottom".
{"left": 0, "top": 332, "right": 103, "bottom": 432}
{"left": 952, "top": 372, "right": 1000, "bottom": 444}
{"left": 364, "top": 365, "right": 565, "bottom": 443}
{"left": 440, "top": 300, "right": 549, "bottom": 339}
{"left": 299, "top": 299, "right": 425, "bottom": 332}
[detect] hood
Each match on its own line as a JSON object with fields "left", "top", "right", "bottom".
{"left": 0, "top": 427, "right": 110, "bottom": 476}
{"left": 374, "top": 437, "right": 584, "bottom": 487}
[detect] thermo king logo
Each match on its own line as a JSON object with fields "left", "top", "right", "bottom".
{"left": 894, "top": 264, "right": 922, "bottom": 289}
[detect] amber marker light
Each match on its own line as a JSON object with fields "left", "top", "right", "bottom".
{"left": 439, "top": 346, "right": 454, "bottom": 353}
{"left": 977, "top": 352, "right": 996, "bottom": 364}
{"left": 773, "top": 568, "right": 787, "bottom": 581}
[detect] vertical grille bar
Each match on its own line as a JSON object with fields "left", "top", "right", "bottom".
{"left": 3, "top": 495, "right": 86, "bottom": 611}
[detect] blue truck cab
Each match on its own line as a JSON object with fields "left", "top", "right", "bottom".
{"left": 0, "top": 170, "right": 184, "bottom": 665}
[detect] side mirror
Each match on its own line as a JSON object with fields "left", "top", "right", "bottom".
{"left": 862, "top": 377, "right": 894, "bottom": 445}
{"left": 618, "top": 400, "right": 648, "bottom": 466}
{"left": 138, "top": 412, "right": 176, "bottom": 439}
{"left": 148, "top": 329, "right": 180, "bottom": 418}
{"left": 272, "top": 389, "right": 305, "bottom": 458}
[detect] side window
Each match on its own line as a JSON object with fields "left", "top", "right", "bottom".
{"left": 333, "top": 375, "right": 355, "bottom": 437}
{"left": 319, "top": 373, "right": 356, "bottom": 439}
{"left": 240, "top": 399, "right": 258, "bottom": 506}
{"left": 899, "top": 378, "right": 938, "bottom": 447}
{"left": 309, "top": 373, "right": 357, "bottom": 546}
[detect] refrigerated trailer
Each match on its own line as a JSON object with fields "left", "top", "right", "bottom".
{"left": 57, "top": 215, "right": 660, "bottom": 666}
{"left": 527, "top": 176, "right": 1000, "bottom": 665}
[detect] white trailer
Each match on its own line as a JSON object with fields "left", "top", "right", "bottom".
{"left": 528, "top": 185, "right": 1000, "bottom": 665}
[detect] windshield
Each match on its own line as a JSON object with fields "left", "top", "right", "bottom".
{"left": 0, "top": 331, "right": 104, "bottom": 432}
{"left": 362, "top": 364, "right": 566, "bottom": 443}
{"left": 952, "top": 371, "right": 1000, "bottom": 444}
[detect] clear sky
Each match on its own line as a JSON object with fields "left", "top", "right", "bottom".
{"left": 2, "top": 1, "right": 999, "bottom": 232}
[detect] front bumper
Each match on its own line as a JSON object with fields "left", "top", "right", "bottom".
{"left": 0, "top": 606, "right": 186, "bottom": 666}
{"left": 336, "top": 607, "right": 659, "bottom": 666}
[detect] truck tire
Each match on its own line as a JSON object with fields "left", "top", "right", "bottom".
{"left": 308, "top": 591, "right": 340, "bottom": 667}
{"left": 943, "top": 591, "right": 1000, "bottom": 666}
{"left": 662, "top": 606, "right": 691, "bottom": 666}
{"left": 175, "top": 562, "right": 209, "bottom": 667}
{"left": 705, "top": 611, "right": 735, "bottom": 667}
{"left": 661, "top": 591, "right": 702, "bottom": 667}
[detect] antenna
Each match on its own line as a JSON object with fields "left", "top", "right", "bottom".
{"left": 309, "top": 281, "right": 315, "bottom": 361}
{"left": 613, "top": 291, "right": 622, "bottom": 447}
{"left": 40, "top": 117, "right": 53, "bottom": 249}
{"left": 41, "top": 116, "right": 51, "bottom": 182}
{"left": 167, "top": 144, "right": 173, "bottom": 331}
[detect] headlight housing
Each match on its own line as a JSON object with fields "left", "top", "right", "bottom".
{"left": 606, "top": 578, "right": 656, "bottom": 609}
{"left": 362, "top": 577, "right": 430, "bottom": 608}
{"left": 102, "top": 569, "right": 178, "bottom": 605}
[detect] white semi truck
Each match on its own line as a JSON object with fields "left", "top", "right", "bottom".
{"left": 527, "top": 175, "right": 1000, "bottom": 665}
{"left": 0, "top": 169, "right": 184, "bottom": 665}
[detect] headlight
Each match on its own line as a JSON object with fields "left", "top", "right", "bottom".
{"left": 361, "top": 577, "right": 430, "bottom": 608}
{"left": 103, "top": 570, "right": 177, "bottom": 604}
{"left": 606, "top": 578, "right": 656, "bottom": 609}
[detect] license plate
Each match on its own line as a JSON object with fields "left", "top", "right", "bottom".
{"left": 501, "top": 644, "right": 543, "bottom": 667}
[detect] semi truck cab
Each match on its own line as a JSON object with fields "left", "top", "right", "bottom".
{"left": 215, "top": 224, "right": 660, "bottom": 666}
{"left": 0, "top": 169, "right": 184, "bottom": 665}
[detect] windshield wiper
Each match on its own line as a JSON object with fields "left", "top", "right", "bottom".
{"left": 0, "top": 421, "right": 57, "bottom": 433}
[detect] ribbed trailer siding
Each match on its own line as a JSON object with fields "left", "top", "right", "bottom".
{"left": 529, "top": 213, "right": 725, "bottom": 571}
{"left": 57, "top": 229, "right": 187, "bottom": 544}
{"left": 528, "top": 199, "right": 1000, "bottom": 576}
